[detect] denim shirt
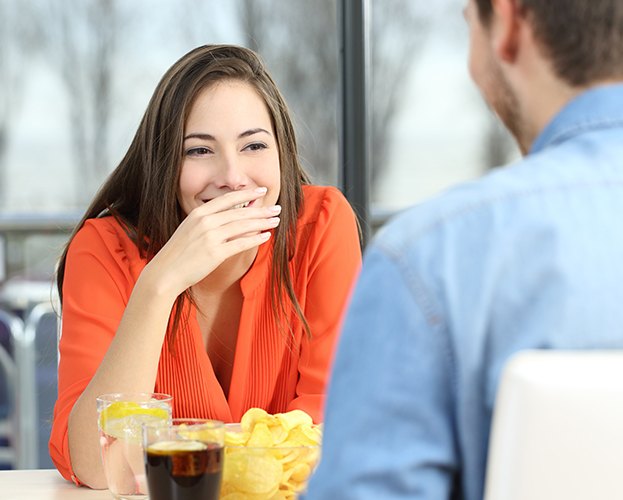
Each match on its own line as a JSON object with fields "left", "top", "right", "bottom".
{"left": 304, "top": 84, "right": 623, "bottom": 500}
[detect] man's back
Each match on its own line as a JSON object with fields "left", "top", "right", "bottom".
{"left": 305, "top": 84, "right": 623, "bottom": 499}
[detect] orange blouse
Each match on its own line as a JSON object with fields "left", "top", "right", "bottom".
{"left": 49, "top": 185, "right": 361, "bottom": 482}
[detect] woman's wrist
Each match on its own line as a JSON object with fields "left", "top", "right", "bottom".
{"left": 134, "top": 263, "right": 183, "bottom": 306}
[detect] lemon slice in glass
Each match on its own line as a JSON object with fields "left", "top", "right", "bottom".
{"left": 99, "top": 401, "right": 170, "bottom": 442}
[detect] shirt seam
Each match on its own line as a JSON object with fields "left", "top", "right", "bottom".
{"left": 390, "top": 178, "right": 623, "bottom": 247}
{"left": 374, "top": 242, "right": 459, "bottom": 404}
{"left": 539, "top": 117, "right": 623, "bottom": 150}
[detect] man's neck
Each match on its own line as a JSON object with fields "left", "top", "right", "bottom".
{"left": 512, "top": 53, "right": 581, "bottom": 153}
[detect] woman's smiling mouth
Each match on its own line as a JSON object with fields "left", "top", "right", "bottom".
{"left": 231, "top": 200, "right": 252, "bottom": 209}
{"left": 201, "top": 199, "right": 255, "bottom": 209}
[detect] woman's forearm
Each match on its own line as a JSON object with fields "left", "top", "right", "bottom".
{"left": 67, "top": 269, "right": 178, "bottom": 488}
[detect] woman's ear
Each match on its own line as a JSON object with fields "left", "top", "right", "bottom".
{"left": 491, "top": 0, "right": 522, "bottom": 63}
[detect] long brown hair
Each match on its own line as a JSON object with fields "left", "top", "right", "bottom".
{"left": 56, "top": 45, "right": 311, "bottom": 342}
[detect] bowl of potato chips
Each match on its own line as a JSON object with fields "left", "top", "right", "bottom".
{"left": 220, "top": 408, "right": 322, "bottom": 500}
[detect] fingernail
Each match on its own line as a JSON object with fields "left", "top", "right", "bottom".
{"left": 255, "top": 187, "right": 268, "bottom": 194}
{"left": 268, "top": 217, "right": 280, "bottom": 225}
{"left": 268, "top": 205, "right": 281, "bottom": 214}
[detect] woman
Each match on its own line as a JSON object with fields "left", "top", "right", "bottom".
{"left": 49, "top": 44, "right": 361, "bottom": 487}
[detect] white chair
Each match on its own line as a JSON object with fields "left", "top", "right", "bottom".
{"left": 484, "top": 350, "right": 623, "bottom": 500}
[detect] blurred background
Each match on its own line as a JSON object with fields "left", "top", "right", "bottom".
{"left": 0, "top": 0, "right": 520, "bottom": 283}
{"left": 0, "top": 0, "right": 518, "bottom": 469}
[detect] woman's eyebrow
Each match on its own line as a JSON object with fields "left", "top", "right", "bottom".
{"left": 183, "top": 128, "right": 271, "bottom": 141}
{"left": 183, "top": 132, "right": 215, "bottom": 141}
{"left": 239, "top": 128, "right": 272, "bottom": 138}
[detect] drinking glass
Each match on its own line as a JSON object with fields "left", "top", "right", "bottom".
{"left": 142, "top": 418, "right": 225, "bottom": 500}
{"left": 96, "top": 392, "right": 173, "bottom": 500}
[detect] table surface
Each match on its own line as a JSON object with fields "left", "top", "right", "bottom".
{"left": 0, "top": 469, "right": 112, "bottom": 499}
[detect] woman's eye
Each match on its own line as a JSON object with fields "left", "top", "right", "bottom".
{"left": 244, "top": 142, "right": 268, "bottom": 152}
{"left": 186, "top": 146, "right": 212, "bottom": 157}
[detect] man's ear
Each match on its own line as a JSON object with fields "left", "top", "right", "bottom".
{"left": 492, "top": 0, "right": 522, "bottom": 63}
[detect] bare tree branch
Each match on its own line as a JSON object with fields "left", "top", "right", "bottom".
{"left": 0, "top": 0, "right": 45, "bottom": 205}
{"left": 87, "top": 0, "right": 117, "bottom": 184}
{"left": 237, "top": 0, "right": 272, "bottom": 53}
{"left": 174, "top": 0, "right": 219, "bottom": 47}
{"left": 370, "top": 1, "right": 433, "bottom": 187}
{"left": 44, "top": 0, "right": 125, "bottom": 206}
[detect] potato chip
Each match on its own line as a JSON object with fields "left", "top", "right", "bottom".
{"left": 224, "top": 449, "right": 283, "bottom": 494}
{"left": 247, "top": 422, "right": 274, "bottom": 448}
{"left": 300, "top": 423, "right": 322, "bottom": 443}
{"left": 272, "top": 493, "right": 289, "bottom": 500}
{"left": 268, "top": 422, "right": 289, "bottom": 444}
{"left": 225, "top": 429, "right": 250, "bottom": 446}
{"left": 240, "top": 407, "right": 270, "bottom": 432}
{"left": 274, "top": 410, "right": 313, "bottom": 431}
{"left": 221, "top": 493, "right": 248, "bottom": 500}
{"left": 275, "top": 447, "right": 302, "bottom": 466}
{"left": 289, "top": 463, "right": 312, "bottom": 483}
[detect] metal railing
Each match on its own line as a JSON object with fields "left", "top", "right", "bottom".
{"left": 0, "top": 212, "right": 80, "bottom": 284}
{"left": 0, "top": 303, "right": 59, "bottom": 470}
{"left": 0, "top": 207, "right": 396, "bottom": 284}
{"left": 0, "top": 312, "right": 18, "bottom": 465}
{"left": 0, "top": 309, "right": 32, "bottom": 468}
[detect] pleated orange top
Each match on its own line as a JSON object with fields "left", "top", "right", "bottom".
{"left": 49, "top": 185, "right": 361, "bottom": 482}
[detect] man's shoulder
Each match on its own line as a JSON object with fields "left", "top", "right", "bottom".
{"left": 375, "top": 135, "right": 623, "bottom": 258}
{"left": 376, "top": 161, "right": 530, "bottom": 252}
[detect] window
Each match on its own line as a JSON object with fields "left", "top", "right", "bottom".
{"left": 0, "top": 0, "right": 518, "bottom": 280}
{"left": 370, "top": 0, "right": 518, "bottom": 217}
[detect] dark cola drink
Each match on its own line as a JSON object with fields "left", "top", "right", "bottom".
{"left": 145, "top": 440, "right": 223, "bottom": 500}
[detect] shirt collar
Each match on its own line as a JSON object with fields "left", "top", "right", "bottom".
{"left": 531, "top": 83, "right": 623, "bottom": 154}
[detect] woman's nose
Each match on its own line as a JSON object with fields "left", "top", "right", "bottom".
{"left": 213, "top": 153, "right": 248, "bottom": 190}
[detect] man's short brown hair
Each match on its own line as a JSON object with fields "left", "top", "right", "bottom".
{"left": 474, "top": 0, "right": 623, "bottom": 86}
